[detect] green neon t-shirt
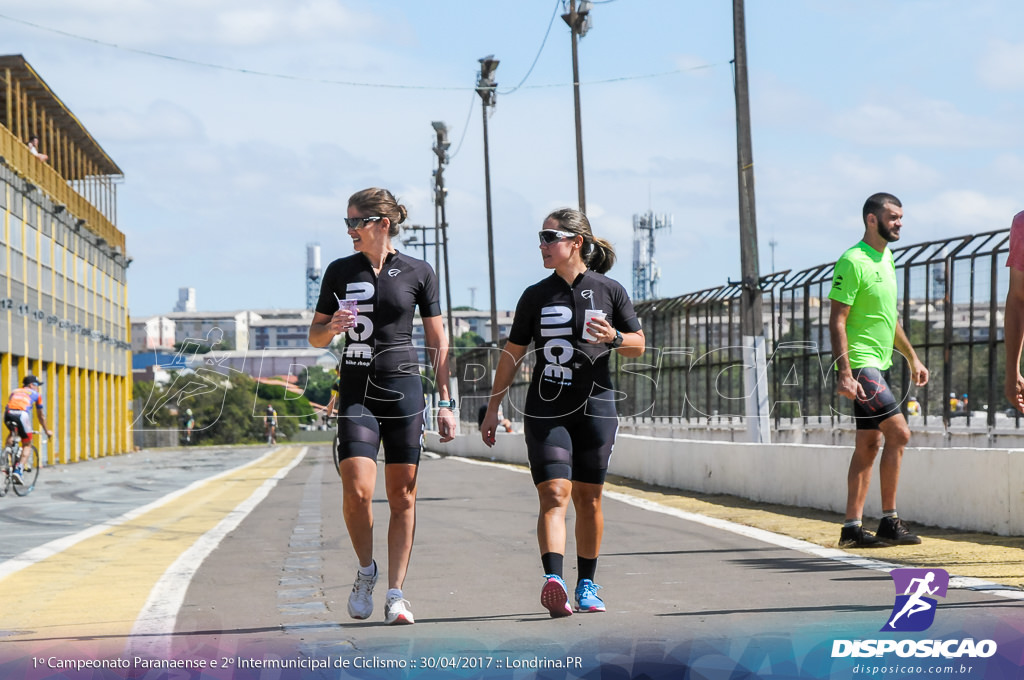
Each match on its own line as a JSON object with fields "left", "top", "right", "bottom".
{"left": 827, "top": 241, "right": 897, "bottom": 370}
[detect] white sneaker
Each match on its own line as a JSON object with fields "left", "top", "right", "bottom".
{"left": 384, "top": 593, "right": 415, "bottom": 625}
{"left": 347, "top": 562, "right": 377, "bottom": 620}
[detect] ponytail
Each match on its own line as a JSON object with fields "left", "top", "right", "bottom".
{"left": 585, "top": 236, "right": 616, "bottom": 274}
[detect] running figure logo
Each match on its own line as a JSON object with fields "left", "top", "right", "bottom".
{"left": 883, "top": 568, "right": 949, "bottom": 632}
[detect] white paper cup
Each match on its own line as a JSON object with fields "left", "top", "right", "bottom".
{"left": 582, "top": 309, "right": 606, "bottom": 341}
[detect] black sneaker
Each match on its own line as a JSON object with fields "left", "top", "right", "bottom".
{"left": 838, "top": 524, "right": 883, "bottom": 548}
{"left": 876, "top": 516, "right": 922, "bottom": 545}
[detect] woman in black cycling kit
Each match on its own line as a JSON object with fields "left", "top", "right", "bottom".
{"left": 481, "top": 208, "right": 645, "bottom": 618}
{"left": 309, "top": 188, "right": 456, "bottom": 626}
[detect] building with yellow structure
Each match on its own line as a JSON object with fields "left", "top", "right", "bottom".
{"left": 0, "top": 55, "right": 131, "bottom": 464}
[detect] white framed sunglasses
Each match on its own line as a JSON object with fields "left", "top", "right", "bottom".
{"left": 344, "top": 216, "right": 383, "bottom": 229}
{"left": 538, "top": 229, "right": 576, "bottom": 245}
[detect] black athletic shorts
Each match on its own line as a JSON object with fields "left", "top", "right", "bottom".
{"left": 335, "top": 374, "right": 425, "bottom": 465}
{"left": 523, "top": 393, "right": 618, "bottom": 485}
{"left": 851, "top": 367, "right": 901, "bottom": 431}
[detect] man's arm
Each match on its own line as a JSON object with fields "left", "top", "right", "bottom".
{"left": 894, "top": 322, "right": 929, "bottom": 387}
{"left": 34, "top": 401, "right": 53, "bottom": 437}
{"left": 828, "top": 300, "right": 864, "bottom": 400}
{"left": 1005, "top": 268, "right": 1024, "bottom": 412}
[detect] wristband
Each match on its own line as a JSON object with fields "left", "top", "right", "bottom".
{"left": 438, "top": 399, "right": 456, "bottom": 409}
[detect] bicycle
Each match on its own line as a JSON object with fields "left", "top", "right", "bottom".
{"left": 1, "top": 433, "right": 40, "bottom": 497}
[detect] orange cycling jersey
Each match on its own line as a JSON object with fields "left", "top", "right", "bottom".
{"left": 6, "top": 387, "right": 42, "bottom": 412}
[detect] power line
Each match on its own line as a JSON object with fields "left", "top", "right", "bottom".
{"left": 448, "top": 90, "right": 478, "bottom": 160}
{"left": 499, "top": 0, "right": 560, "bottom": 95}
{"left": 0, "top": 11, "right": 722, "bottom": 92}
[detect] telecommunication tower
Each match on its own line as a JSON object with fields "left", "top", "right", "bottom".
{"left": 306, "top": 242, "right": 322, "bottom": 310}
{"left": 632, "top": 211, "right": 672, "bottom": 301}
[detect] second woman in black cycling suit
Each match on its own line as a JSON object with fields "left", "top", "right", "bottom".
{"left": 481, "top": 208, "right": 645, "bottom": 618}
{"left": 309, "top": 187, "right": 456, "bottom": 626}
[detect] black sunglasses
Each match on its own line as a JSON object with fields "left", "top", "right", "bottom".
{"left": 344, "top": 216, "right": 383, "bottom": 229}
{"left": 538, "top": 229, "right": 576, "bottom": 245}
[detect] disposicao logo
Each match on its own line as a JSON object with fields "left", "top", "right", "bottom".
{"left": 831, "top": 568, "right": 997, "bottom": 659}
{"left": 884, "top": 568, "right": 947, "bottom": 632}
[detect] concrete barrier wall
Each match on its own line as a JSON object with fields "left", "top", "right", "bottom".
{"left": 425, "top": 431, "right": 1024, "bottom": 536}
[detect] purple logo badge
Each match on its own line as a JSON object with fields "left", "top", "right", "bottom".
{"left": 883, "top": 568, "right": 949, "bottom": 632}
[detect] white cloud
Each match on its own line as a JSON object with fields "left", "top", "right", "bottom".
{"left": 87, "top": 100, "right": 204, "bottom": 143}
{"left": 13, "top": 0, "right": 375, "bottom": 48}
{"left": 914, "top": 190, "right": 1018, "bottom": 233}
{"left": 831, "top": 97, "right": 1017, "bottom": 148}
{"left": 978, "top": 39, "right": 1024, "bottom": 91}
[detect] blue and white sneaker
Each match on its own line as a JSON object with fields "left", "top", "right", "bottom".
{"left": 541, "top": 574, "right": 572, "bottom": 618}
{"left": 574, "top": 579, "right": 606, "bottom": 612}
{"left": 11, "top": 467, "right": 23, "bottom": 485}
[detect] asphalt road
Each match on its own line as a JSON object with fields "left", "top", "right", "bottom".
{"left": 0, "top": 443, "right": 1021, "bottom": 679}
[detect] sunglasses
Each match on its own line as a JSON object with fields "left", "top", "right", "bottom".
{"left": 538, "top": 229, "right": 576, "bottom": 245}
{"left": 344, "top": 216, "right": 383, "bottom": 229}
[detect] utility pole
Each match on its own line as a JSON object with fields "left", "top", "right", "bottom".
{"left": 476, "top": 56, "right": 500, "bottom": 346}
{"left": 432, "top": 121, "right": 455, "bottom": 350}
{"left": 733, "top": 0, "right": 770, "bottom": 444}
{"left": 562, "top": 0, "right": 592, "bottom": 214}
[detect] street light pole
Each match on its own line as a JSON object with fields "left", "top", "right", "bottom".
{"left": 562, "top": 0, "right": 592, "bottom": 214}
{"left": 431, "top": 121, "right": 455, "bottom": 350}
{"left": 732, "top": 0, "right": 770, "bottom": 444}
{"left": 476, "top": 55, "right": 500, "bottom": 346}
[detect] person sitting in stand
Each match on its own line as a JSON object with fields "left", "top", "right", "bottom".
{"left": 27, "top": 134, "right": 49, "bottom": 162}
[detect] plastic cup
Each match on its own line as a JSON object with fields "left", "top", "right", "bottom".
{"left": 582, "top": 309, "right": 606, "bottom": 342}
{"left": 336, "top": 296, "right": 358, "bottom": 331}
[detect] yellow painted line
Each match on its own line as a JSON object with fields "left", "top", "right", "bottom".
{"left": 0, "top": 446, "right": 305, "bottom": 641}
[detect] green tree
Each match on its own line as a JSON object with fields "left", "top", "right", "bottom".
{"left": 454, "top": 331, "right": 485, "bottom": 349}
{"left": 296, "top": 365, "right": 336, "bottom": 407}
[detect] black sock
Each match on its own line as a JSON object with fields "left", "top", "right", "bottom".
{"left": 541, "top": 552, "right": 563, "bottom": 577}
{"left": 577, "top": 556, "right": 598, "bottom": 584}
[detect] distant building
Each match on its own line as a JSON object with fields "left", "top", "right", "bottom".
{"left": 306, "top": 243, "right": 321, "bottom": 311}
{"left": 132, "top": 315, "right": 175, "bottom": 353}
{"left": 132, "top": 301, "right": 516, "bottom": 384}
{"left": 250, "top": 310, "right": 315, "bottom": 349}
{"left": 446, "top": 309, "right": 515, "bottom": 345}
{"left": 162, "top": 309, "right": 259, "bottom": 351}
{"left": 0, "top": 54, "right": 131, "bottom": 463}
{"left": 189, "top": 348, "right": 338, "bottom": 381}
{"left": 174, "top": 286, "right": 196, "bottom": 313}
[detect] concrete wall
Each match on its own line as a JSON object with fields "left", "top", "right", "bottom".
{"left": 425, "top": 431, "right": 1024, "bottom": 537}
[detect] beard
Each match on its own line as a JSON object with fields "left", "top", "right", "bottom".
{"left": 878, "top": 223, "right": 900, "bottom": 242}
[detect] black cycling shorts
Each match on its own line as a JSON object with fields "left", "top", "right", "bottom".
{"left": 335, "top": 374, "right": 425, "bottom": 465}
{"left": 523, "top": 394, "right": 618, "bottom": 485}
{"left": 3, "top": 409, "right": 31, "bottom": 440}
{"left": 851, "top": 367, "right": 901, "bottom": 431}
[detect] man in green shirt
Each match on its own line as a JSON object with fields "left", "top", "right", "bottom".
{"left": 828, "top": 192, "right": 929, "bottom": 548}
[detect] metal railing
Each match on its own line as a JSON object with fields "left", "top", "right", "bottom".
{"left": 454, "top": 229, "right": 1014, "bottom": 432}
{"left": 0, "top": 125, "right": 123, "bottom": 249}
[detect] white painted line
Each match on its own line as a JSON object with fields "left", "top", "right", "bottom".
{"left": 0, "top": 447, "right": 294, "bottom": 581}
{"left": 130, "top": 447, "right": 308, "bottom": 657}
{"left": 448, "top": 456, "right": 1024, "bottom": 601}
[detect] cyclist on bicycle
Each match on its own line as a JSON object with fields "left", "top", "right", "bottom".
{"left": 264, "top": 404, "right": 278, "bottom": 444}
{"left": 184, "top": 408, "right": 195, "bottom": 443}
{"left": 3, "top": 375, "right": 52, "bottom": 484}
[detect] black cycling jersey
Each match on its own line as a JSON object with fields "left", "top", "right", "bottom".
{"left": 508, "top": 270, "right": 641, "bottom": 416}
{"left": 316, "top": 250, "right": 442, "bottom": 380}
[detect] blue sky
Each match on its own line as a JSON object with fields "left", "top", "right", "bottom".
{"left": 3, "top": 1, "right": 1023, "bottom": 318}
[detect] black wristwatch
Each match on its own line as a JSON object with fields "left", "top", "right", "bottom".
{"left": 608, "top": 330, "right": 623, "bottom": 349}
